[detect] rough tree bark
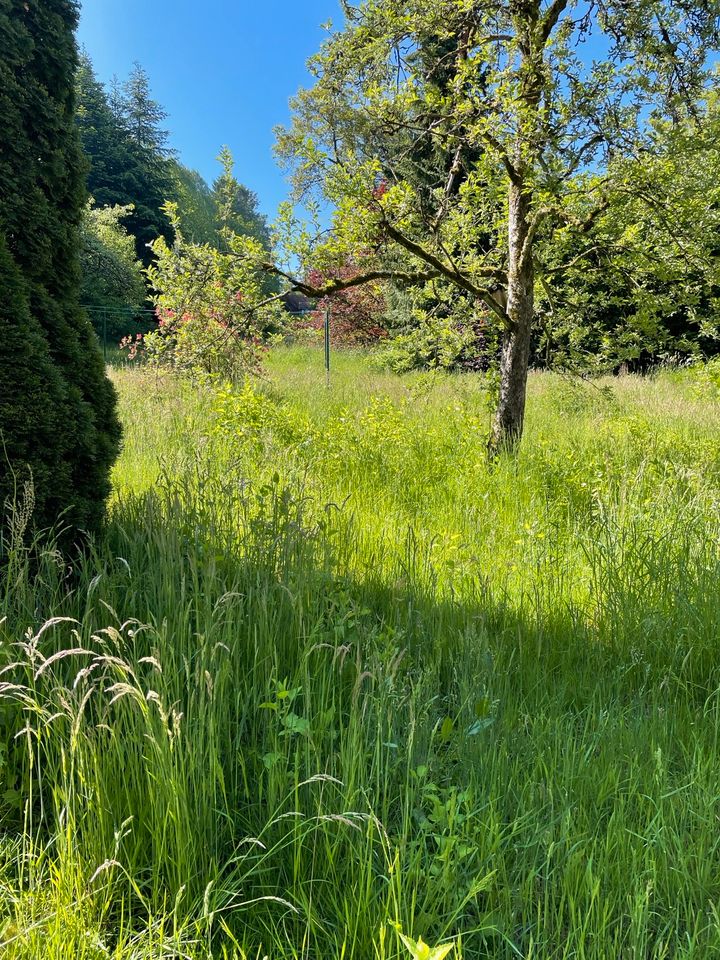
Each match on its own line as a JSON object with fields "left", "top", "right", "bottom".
{"left": 488, "top": 176, "right": 534, "bottom": 455}
{"left": 488, "top": 2, "right": 542, "bottom": 456}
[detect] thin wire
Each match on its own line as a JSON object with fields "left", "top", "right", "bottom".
{"left": 81, "top": 305, "right": 156, "bottom": 315}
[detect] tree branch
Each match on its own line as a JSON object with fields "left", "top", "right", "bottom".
{"left": 381, "top": 221, "right": 509, "bottom": 323}
{"left": 260, "top": 218, "right": 510, "bottom": 326}
{"left": 541, "top": 244, "right": 604, "bottom": 275}
{"left": 560, "top": 196, "right": 611, "bottom": 235}
{"left": 260, "top": 261, "right": 441, "bottom": 298}
{"left": 540, "top": 0, "right": 570, "bottom": 44}
{"left": 479, "top": 129, "right": 521, "bottom": 184}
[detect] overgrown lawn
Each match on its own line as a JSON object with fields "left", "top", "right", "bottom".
{"left": 2, "top": 349, "right": 720, "bottom": 958}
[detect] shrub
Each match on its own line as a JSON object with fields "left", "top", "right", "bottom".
{"left": 80, "top": 200, "right": 147, "bottom": 341}
{"left": 142, "top": 206, "right": 285, "bottom": 377}
{"left": 301, "top": 264, "right": 388, "bottom": 346}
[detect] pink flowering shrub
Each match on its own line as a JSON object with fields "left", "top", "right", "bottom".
{"left": 119, "top": 332, "right": 145, "bottom": 361}
{"left": 139, "top": 203, "right": 285, "bottom": 377}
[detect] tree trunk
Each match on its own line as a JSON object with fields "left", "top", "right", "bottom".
{"left": 488, "top": 178, "right": 534, "bottom": 456}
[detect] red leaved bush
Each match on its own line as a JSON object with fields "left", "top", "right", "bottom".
{"left": 302, "top": 263, "right": 388, "bottom": 346}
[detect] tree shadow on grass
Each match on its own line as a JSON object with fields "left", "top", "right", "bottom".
{"left": 3, "top": 481, "right": 720, "bottom": 959}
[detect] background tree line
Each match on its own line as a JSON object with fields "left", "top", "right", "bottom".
{"left": 75, "top": 54, "right": 276, "bottom": 338}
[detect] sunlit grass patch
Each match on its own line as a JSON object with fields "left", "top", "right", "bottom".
{"left": 3, "top": 348, "right": 720, "bottom": 957}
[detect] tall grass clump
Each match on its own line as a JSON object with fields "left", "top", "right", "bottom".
{"left": 3, "top": 349, "right": 720, "bottom": 958}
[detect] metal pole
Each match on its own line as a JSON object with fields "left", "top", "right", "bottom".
{"left": 102, "top": 308, "right": 107, "bottom": 363}
{"left": 324, "top": 306, "right": 330, "bottom": 388}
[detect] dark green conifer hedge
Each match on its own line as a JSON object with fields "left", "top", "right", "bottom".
{"left": 0, "top": 0, "right": 121, "bottom": 539}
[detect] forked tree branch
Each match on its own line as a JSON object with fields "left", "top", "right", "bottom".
{"left": 381, "top": 220, "right": 510, "bottom": 322}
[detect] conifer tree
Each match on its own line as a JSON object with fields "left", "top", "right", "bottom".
{"left": 76, "top": 52, "right": 131, "bottom": 211}
{"left": 76, "top": 57, "right": 173, "bottom": 265}
{"left": 122, "top": 63, "right": 172, "bottom": 159}
{"left": 0, "top": 0, "right": 121, "bottom": 539}
{"left": 119, "top": 63, "right": 175, "bottom": 263}
{"left": 0, "top": 237, "right": 70, "bottom": 533}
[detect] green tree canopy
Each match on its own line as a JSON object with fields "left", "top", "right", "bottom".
{"left": 275, "top": 0, "right": 720, "bottom": 451}
{"left": 80, "top": 200, "right": 146, "bottom": 311}
{"left": 76, "top": 55, "right": 174, "bottom": 265}
{"left": 171, "top": 161, "right": 217, "bottom": 246}
{"left": 213, "top": 146, "right": 273, "bottom": 251}
{"left": 535, "top": 107, "right": 720, "bottom": 368}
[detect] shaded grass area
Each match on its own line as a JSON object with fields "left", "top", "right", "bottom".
{"left": 2, "top": 348, "right": 720, "bottom": 957}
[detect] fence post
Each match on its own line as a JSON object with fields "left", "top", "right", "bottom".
{"left": 324, "top": 307, "right": 330, "bottom": 388}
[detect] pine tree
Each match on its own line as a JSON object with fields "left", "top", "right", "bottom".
{"left": 119, "top": 64, "right": 175, "bottom": 263}
{"left": 76, "top": 57, "right": 173, "bottom": 265}
{"left": 122, "top": 63, "right": 171, "bottom": 158}
{"left": 76, "top": 52, "right": 131, "bottom": 211}
{"left": 0, "top": 0, "right": 121, "bottom": 539}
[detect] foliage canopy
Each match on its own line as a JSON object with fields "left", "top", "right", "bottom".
{"left": 275, "top": 0, "right": 720, "bottom": 448}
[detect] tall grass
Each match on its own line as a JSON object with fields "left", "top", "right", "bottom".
{"left": 2, "top": 349, "right": 720, "bottom": 958}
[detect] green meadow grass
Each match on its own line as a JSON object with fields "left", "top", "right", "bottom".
{"left": 2, "top": 347, "right": 720, "bottom": 958}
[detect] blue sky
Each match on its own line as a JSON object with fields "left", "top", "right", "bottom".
{"left": 78, "top": 0, "right": 338, "bottom": 219}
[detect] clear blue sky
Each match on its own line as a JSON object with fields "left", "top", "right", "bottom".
{"left": 77, "top": 0, "right": 338, "bottom": 219}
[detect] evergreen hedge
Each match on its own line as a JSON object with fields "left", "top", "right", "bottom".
{"left": 0, "top": 0, "right": 121, "bottom": 539}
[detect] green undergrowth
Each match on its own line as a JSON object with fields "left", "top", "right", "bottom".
{"left": 2, "top": 348, "right": 720, "bottom": 958}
